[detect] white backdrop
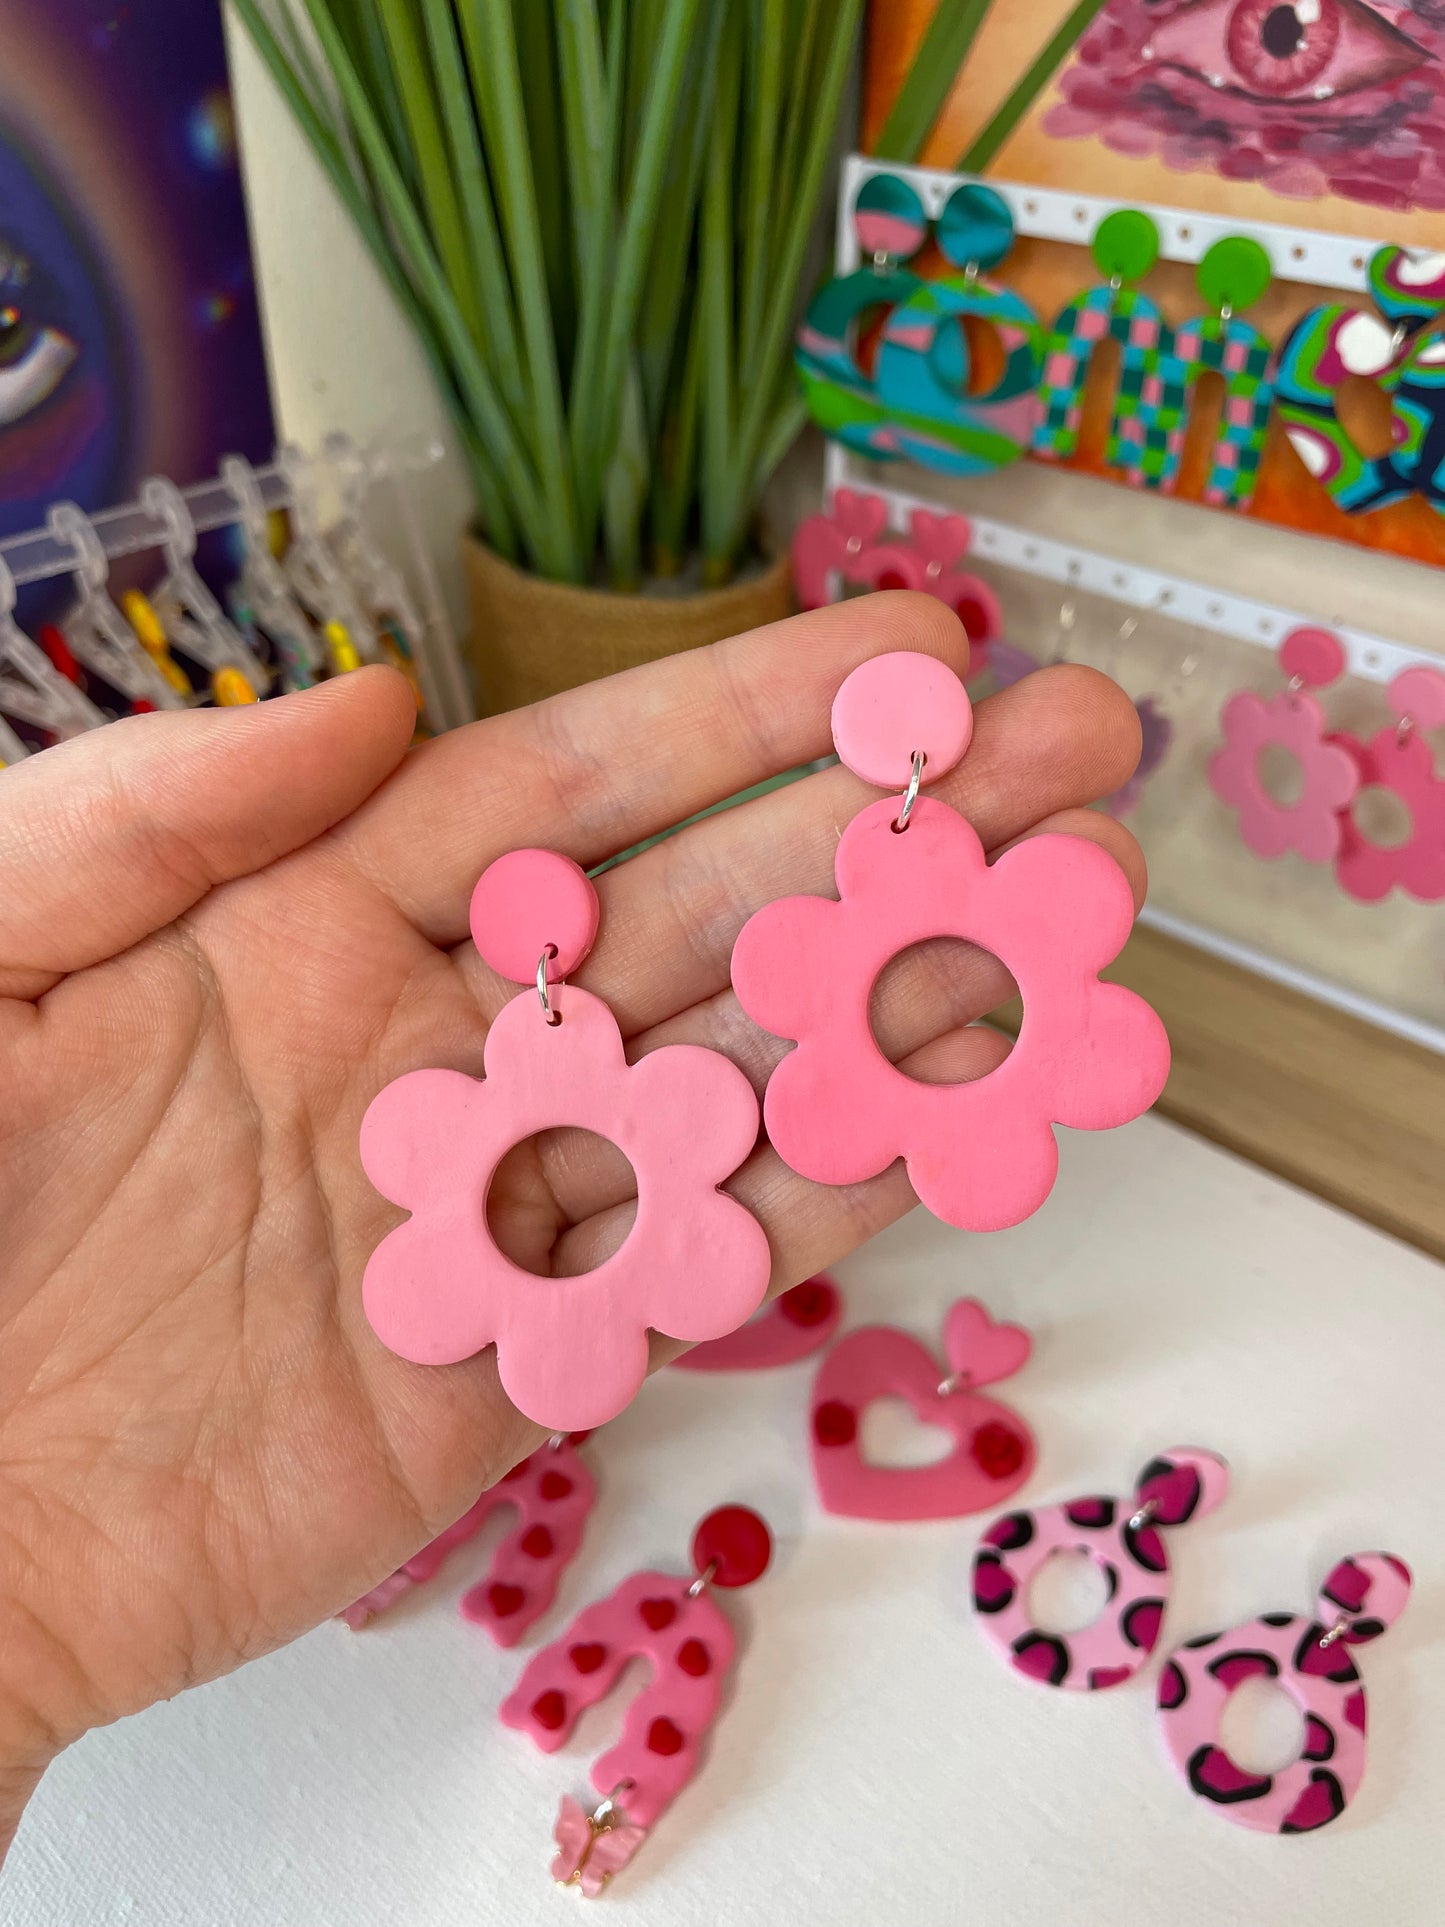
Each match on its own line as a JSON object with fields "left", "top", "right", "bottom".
{"left": 7, "top": 1113, "right": 1442, "bottom": 1927}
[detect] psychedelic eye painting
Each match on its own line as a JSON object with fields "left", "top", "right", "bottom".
{"left": 0, "top": 0, "right": 273, "bottom": 555}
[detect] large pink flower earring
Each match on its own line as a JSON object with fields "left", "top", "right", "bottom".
{"left": 1334, "top": 663, "right": 1445, "bottom": 903}
{"left": 1208, "top": 626, "right": 1359, "bottom": 864}
{"left": 359, "top": 850, "right": 771, "bottom": 1430}
{"left": 730, "top": 650, "right": 1170, "bottom": 1231}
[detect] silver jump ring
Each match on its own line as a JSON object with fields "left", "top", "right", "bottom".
{"left": 687, "top": 1559, "right": 720, "bottom": 1600}
{"left": 537, "top": 945, "right": 560, "bottom": 1025}
{"left": 1128, "top": 1498, "right": 1160, "bottom": 1532}
{"left": 1318, "top": 1617, "right": 1350, "bottom": 1650}
{"left": 937, "top": 1370, "right": 973, "bottom": 1397}
{"left": 895, "top": 749, "right": 926, "bottom": 832}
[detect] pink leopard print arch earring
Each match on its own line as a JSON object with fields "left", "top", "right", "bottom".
{"left": 501, "top": 1505, "right": 772, "bottom": 1896}
{"left": 971, "top": 1447, "right": 1229, "bottom": 1690}
{"left": 1157, "top": 1551, "right": 1412, "bottom": 1834}
{"left": 1208, "top": 626, "right": 1359, "bottom": 864}
{"left": 731, "top": 650, "right": 1170, "bottom": 1232}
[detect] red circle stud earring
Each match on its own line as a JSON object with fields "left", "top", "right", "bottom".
{"left": 730, "top": 651, "right": 1170, "bottom": 1230}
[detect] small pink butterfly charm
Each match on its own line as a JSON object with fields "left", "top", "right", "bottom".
{"left": 550, "top": 1791, "right": 646, "bottom": 1897}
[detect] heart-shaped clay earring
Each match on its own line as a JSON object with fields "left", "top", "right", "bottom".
{"left": 673, "top": 1275, "right": 844, "bottom": 1373}
{"left": 339, "top": 1432, "right": 598, "bottom": 1645}
{"left": 501, "top": 1505, "right": 772, "bottom": 1896}
{"left": 810, "top": 1298, "right": 1035, "bottom": 1520}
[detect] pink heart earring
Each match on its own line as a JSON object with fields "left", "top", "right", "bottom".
{"left": 673, "top": 1275, "right": 844, "bottom": 1373}
{"left": 1334, "top": 663, "right": 1445, "bottom": 903}
{"left": 810, "top": 1297, "right": 1035, "bottom": 1520}
{"left": 339, "top": 1432, "right": 597, "bottom": 1644}
{"left": 1157, "top": 1551, "right": 1411, "bottom": 1834}
{"left": 1208, "top": 626, "right": 1359, "bottom": 864}
{"left": 972, "top": 1447, "right": 1229, "bottom": 1690}
{"left": 501, "top": 1505, "right": 772, "bottom": 1896}
{"left": 731, "top": 650, "right": 1170, "bottom": 1231}
{"left": 359, "top": 849, "right": 772, "bottom": 1430}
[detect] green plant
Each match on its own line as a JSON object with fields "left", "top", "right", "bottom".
{"left": 236, "top": 0, "right": 1108, "bottom": 589}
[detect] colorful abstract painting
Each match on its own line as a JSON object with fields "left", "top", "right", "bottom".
{"left": 0, "top": 0, "right": 273, "bottom": 549}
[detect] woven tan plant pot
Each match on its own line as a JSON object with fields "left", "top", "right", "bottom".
{"left": 464, "top": 535, "right": 795, "bottom": 714}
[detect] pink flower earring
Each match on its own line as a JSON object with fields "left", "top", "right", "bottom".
{"left": 972, "top": 1448, "right": 1229, "bottom": 1690}
{"left": 810, "top": 1297, "right": 1034, "bottom": 1519}
{"left": 359, "top": 850, "right": 771, "bottom": 1430}
{"left": 1208, "top": 627, "right": 1359, "bottom": 864}
{"left": 1334, "top": 663, "right": 1445, "bottom": 903}
{"left": 339, "top": 1432, "right": 597, "bottom": 1643}
{"left": 501, "top": 1505, "right": 773, "bottom": 1896}
{"left": 1157, "top": 1551, "right": 1411, "bottom": 1834}
{"left": 673, "top": 1275, "right": 844, "bottom": 1373}
{"left": 731, "top": 650, "right": 1170, "bottom": 1231}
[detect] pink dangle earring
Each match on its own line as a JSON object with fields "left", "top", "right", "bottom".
{"left": 1157, "top": 1551, "right": 1411, "bottom": 1833}
{"left": 501, "top": 1505, "right": 773, "bottom": 1897}
{"left": 1208, "top": 626, "right": 1359, "bottom": 864}
{"left": 339, "top": 1432, "right": 598, "bottom": 1643}
{"left": 673, "top": 1275, "right": 844, "bottom": 1373}
{"left": 359, "top": 850, "right": 772, "bottom": 1430}
{"left": 972, "top": 1447, "right": 1229, "bottom": 1690}
{"left": 731, "top": 650, "right": 1170, "bottom": 1231}
{"left": 1334, "top": 663, "right": 1445, "bottom": 903}
{"left": 810, "top": 1297, "right": 1035, "bottom": 1519}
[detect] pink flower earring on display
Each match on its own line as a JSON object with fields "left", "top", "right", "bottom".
{"left": 359, "top": 850, "right": 772, "bottom": 1431}
{"left": 502, "top": 1506, "right": 773, "bottom": 1896}
{"left": 731, "top": 650, "right": 1170, "bottom": 1231}
{"left": 1157, "top": 1552, "right": 1411, "bottom": 1834}
{"left": 972, "top": 1448, "right": 1229, "bottom": 1691}
{"left": 673, "top": 1275, "right": 844, "bottom": 1373}
{"left": 339, "top": 1432, "right": 597, "bottom": 1643}
{"left": 1208, "top": 626, "right": 1359, "bottom": 863}
{"left": 810, "top": 1297, "right": 1035, "bottom": 1520}
{"left": 1334, "top": 663, "right": 1445, "bottom": 903}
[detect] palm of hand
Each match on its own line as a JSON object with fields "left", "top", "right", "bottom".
{"left": 0, "top": 597, "right": 1143, "bottom": 1790}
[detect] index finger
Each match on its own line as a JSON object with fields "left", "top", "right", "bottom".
{"left": 334, "top": 592, "right": 969, "bottom": 944}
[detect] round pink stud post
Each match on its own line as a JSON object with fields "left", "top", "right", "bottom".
{"left": 470, "top": 847, "right": 600, "bottom": 984}
{"left": 830, "top": 649, "right": 973, "bottom": 789}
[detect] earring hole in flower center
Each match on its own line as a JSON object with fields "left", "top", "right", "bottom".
{"left": 869, "top": 937, "right": 1017, "bottom": 1083}
{"left": 487, "top": 1129, "right": 638, "bottom": 1278}
{"left": 1257, "top": 742, "right": 1305, "bottom": 807}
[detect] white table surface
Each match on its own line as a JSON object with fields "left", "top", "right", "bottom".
{"left": 6, "top": 1113, "right": 1442, "bottom": 1927}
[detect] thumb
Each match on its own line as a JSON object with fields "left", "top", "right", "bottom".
{"left": 0, "top": 666, "right": 416, "bottom": 999}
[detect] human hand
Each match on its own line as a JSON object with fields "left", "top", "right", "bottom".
{"left": 0, "top": 595, "right": 1144, "bottom": 1848}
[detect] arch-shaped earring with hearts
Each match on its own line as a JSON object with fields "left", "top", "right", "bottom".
{"left": 971, "top": 1447, "right": 1229, "bottom": 1691}
{"left": 1157, "top": 1550, "right": 1411, "bottom": 1834}
{"left": 731, "top": 649, "right": 1170, "bottom": 1232}
{"left": 810, "top": 1297, "right": 1035, "bottom": 1520}
{"left": 501, "top": 1505, "right": 773, "bottom": 1895}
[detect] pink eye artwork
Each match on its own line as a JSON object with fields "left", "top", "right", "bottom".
{"left": 1046, "top": 0, "right": 1444, "bottom": 214}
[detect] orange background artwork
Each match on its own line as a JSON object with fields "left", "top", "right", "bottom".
{"left": 861, "top": 0, "right": 1445, "bottom": 569}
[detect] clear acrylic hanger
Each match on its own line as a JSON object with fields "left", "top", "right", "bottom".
{"left": 46, "top": 501, "right": 187, "bottom": 711}
{"left": 219, "top": 455, "right": 322, "bottom": 692}
{"left": 0, "top": 550, "right": 107, "bottom": 740}
{"left": 141, "top": 476, "right": 270, "bottom": 695}
{"left": 276, "top": 442, "right": 378, "bottom": 668}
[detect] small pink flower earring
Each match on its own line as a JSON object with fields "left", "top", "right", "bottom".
{"left": 1157, "top": 1551, "right": 1411, "bottom": 1834}
{"left": 339, "top": 1432, "right": 598, "bottom": 1643}
{"left": 1334, "top": 663, "right": 1445, "bottom": 903}
{"left": 731, "top": 650, "right": 1170, "bottom": 1231}
{"left": 502, "top": 1505, "right": 773, "bottom": 1896}
{"left": 1208, "top": 626, "right": 1359, "bottom": 864}
{"left": 360, "top": 850, "right": 771, "bottom": 1430}
{"left": 810, "top": 1297, "right": 1035, "bottom": 1520}
{"left": 972, "top": 1448, "right": 1229, "bottom": 1690}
